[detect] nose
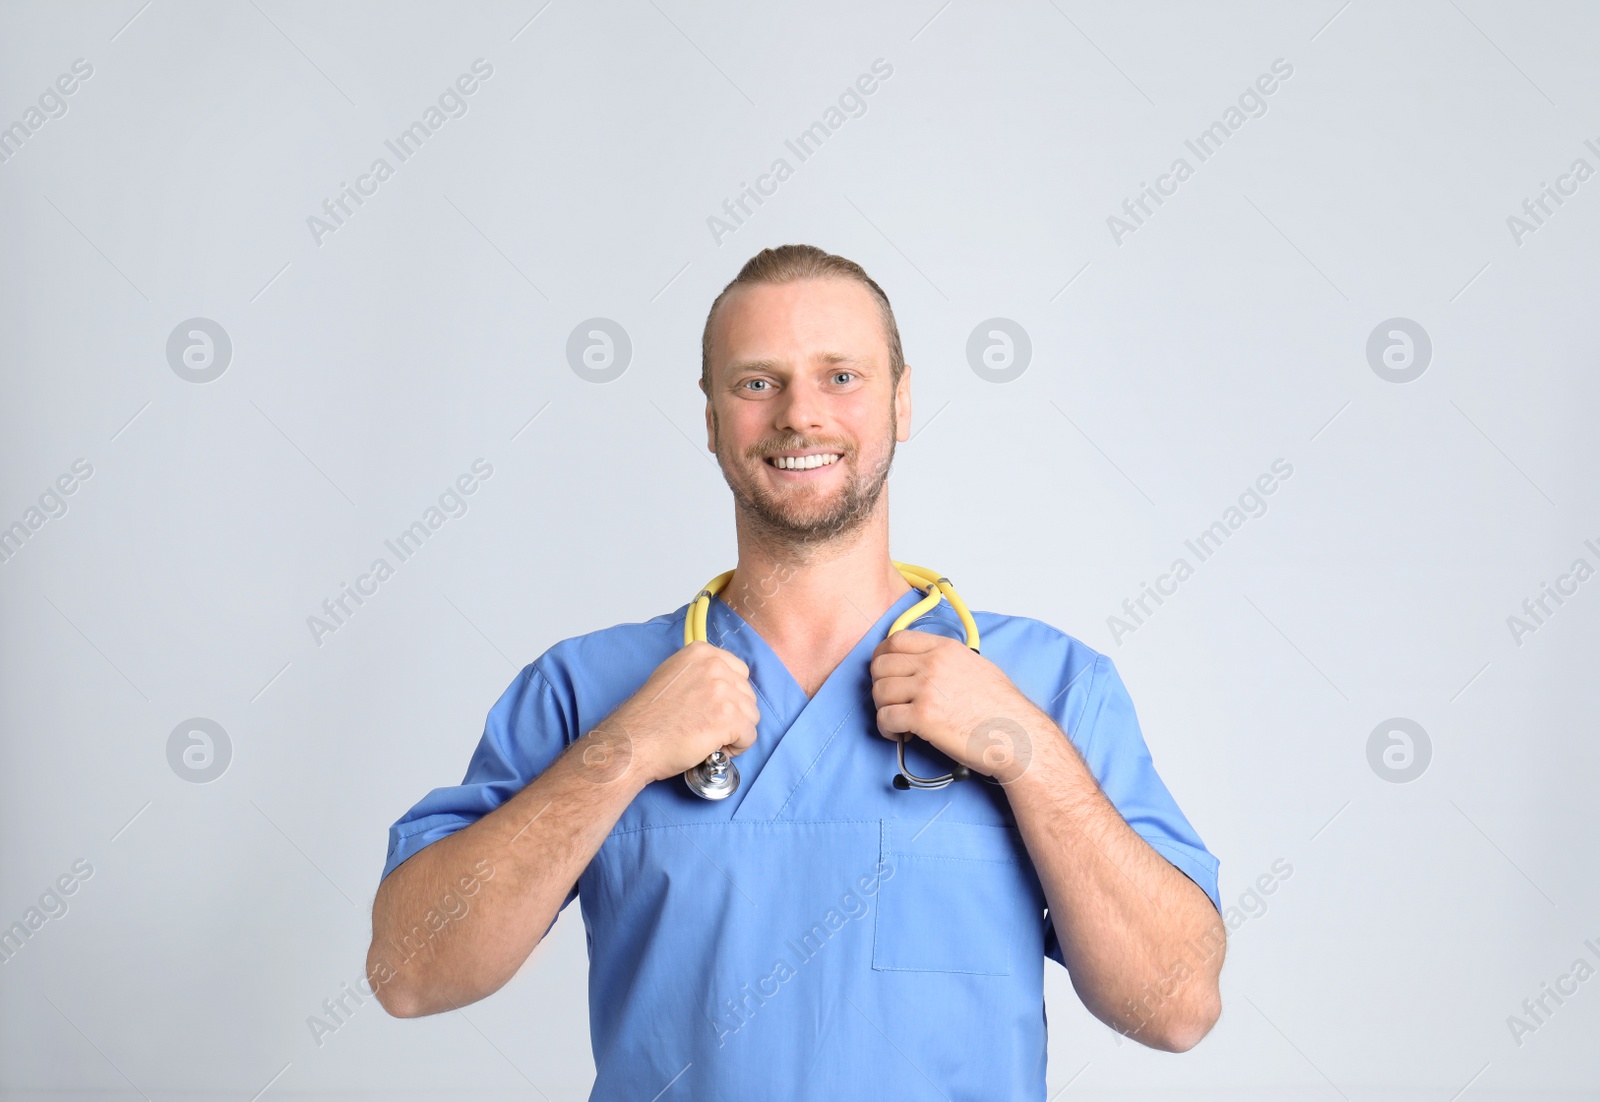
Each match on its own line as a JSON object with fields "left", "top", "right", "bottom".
{"left": 774, "top": 374, "right": 826, "bottom": 437}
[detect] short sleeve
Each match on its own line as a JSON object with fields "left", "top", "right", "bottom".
{"left": 379, "top": 663, "right": 578, "bottom": 922}
{"left": 1044, "top": 652, "right": 1220, "bottom": 969}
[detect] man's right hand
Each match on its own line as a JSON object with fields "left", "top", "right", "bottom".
{"left": 370, "top": 643, "right": 760, "bottom": 1018}
{"left": 600, "top": 641, "right": 760, "bottom": 786}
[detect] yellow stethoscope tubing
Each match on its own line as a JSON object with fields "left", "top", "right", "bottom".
{"left": 684, "top": 570, "right": 737, "bottom": 646}
{"left": 685, "top": 561, "right": 979, "bottom": 651}
{"left": 887, "top": 561, "right": 980, "bottom": 650}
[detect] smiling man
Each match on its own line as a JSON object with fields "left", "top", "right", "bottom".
{"left": 367, "top": 244, "right": 1224, "bottom": 1100}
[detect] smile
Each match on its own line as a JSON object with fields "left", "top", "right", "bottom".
{"left": 764, "top": 453, "right": 842, "bottom": 471}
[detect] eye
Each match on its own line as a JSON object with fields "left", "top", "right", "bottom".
{"left": 742, "top": 378, "right": 771, "bottom": 392}
{"left": 832, "top": 371, "right": 856, "bottom": 385}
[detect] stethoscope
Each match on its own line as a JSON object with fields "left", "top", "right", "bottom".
{"left": 682, "top": 561, "right": 1000, "bottom": 797}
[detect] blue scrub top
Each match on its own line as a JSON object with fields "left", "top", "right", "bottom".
{"left": 381, "top": 586, "right": 1220, "bottom": 1101}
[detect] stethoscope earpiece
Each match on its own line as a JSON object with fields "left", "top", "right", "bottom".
{"left": 893, "top": 731, "right": 985, "bottom": 790}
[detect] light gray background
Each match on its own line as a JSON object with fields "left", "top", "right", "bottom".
{"left": 2, "top": 0, "right": 1597, "bottom": 1098}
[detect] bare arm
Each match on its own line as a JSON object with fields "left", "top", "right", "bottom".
{"left": 367, "top": 727, "right": 644, "bottom": 1018}
{"left": 1003, "top": 720, "right": 1225, "bottom": 1051}
{"left": 367, "top": 642, "right": 759, "bottom": 1018}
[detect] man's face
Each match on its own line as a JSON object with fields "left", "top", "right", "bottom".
{"left": 703, "top": 277, "right": 911, "bottom": 544}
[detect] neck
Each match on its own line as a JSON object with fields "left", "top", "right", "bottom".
{"left": 717, "top": 496, "right": 913, "bottom": 651}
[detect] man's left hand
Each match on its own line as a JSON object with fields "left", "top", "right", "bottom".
{"left": 868, "top": 630, "right": 1043, "bottom": 784}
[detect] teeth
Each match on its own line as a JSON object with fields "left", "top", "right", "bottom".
{"left": 770, "top": 453, "right": 840, "bottom": 470}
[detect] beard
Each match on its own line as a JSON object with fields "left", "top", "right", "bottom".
{"left": 712, "top": 406, "right": 897, "bottom": 547}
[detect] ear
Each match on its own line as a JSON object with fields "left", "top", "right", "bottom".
{"left": 894, "top": 363, "right": 912, "bottom": 443}
{"left": 702, "top": 378, "right": 716, "bottom": 454}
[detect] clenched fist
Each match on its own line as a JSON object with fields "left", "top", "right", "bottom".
{"left": 595, "top": 641, "right": 760, "bottom": 786}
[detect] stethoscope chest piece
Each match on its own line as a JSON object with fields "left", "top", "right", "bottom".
{"left": 683, "top": 747, "right": 739, "bottom": 800}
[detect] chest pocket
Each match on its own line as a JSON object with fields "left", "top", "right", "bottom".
{"left": 871, "top": 817, "right": 1046, "bottom": 976}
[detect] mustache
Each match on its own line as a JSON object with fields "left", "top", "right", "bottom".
{"left": 748, "top": 438, "right": 852, "bottom": 460}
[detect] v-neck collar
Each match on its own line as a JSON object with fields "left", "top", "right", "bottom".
{"left": 704, "top": 585, "right": 931, "bottom": 821}
{"left": 711, "top": 584, "right": 926, "bottom": 702}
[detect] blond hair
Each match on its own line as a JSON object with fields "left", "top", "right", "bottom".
{"left": 700, "top": 244, "right": 904, "bottom": 394}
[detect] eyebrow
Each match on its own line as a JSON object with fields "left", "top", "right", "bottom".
{"left": 725, "top": 352, "right": 868, "bottom": 375}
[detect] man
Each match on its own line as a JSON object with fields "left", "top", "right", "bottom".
{"left": 368, "top": 244, "right": 1224, "bottom": 1099}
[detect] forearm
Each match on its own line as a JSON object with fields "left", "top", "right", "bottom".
{"left": 1004, "top": 713, "right": 1224, "bottom": 1050}
{"left": 367, "top": 726, "right": 646, "bottom": 1017}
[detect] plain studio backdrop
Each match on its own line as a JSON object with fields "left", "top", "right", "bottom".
{"left": 2, "top": 1, "right": 1597, "bottom": 1099}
